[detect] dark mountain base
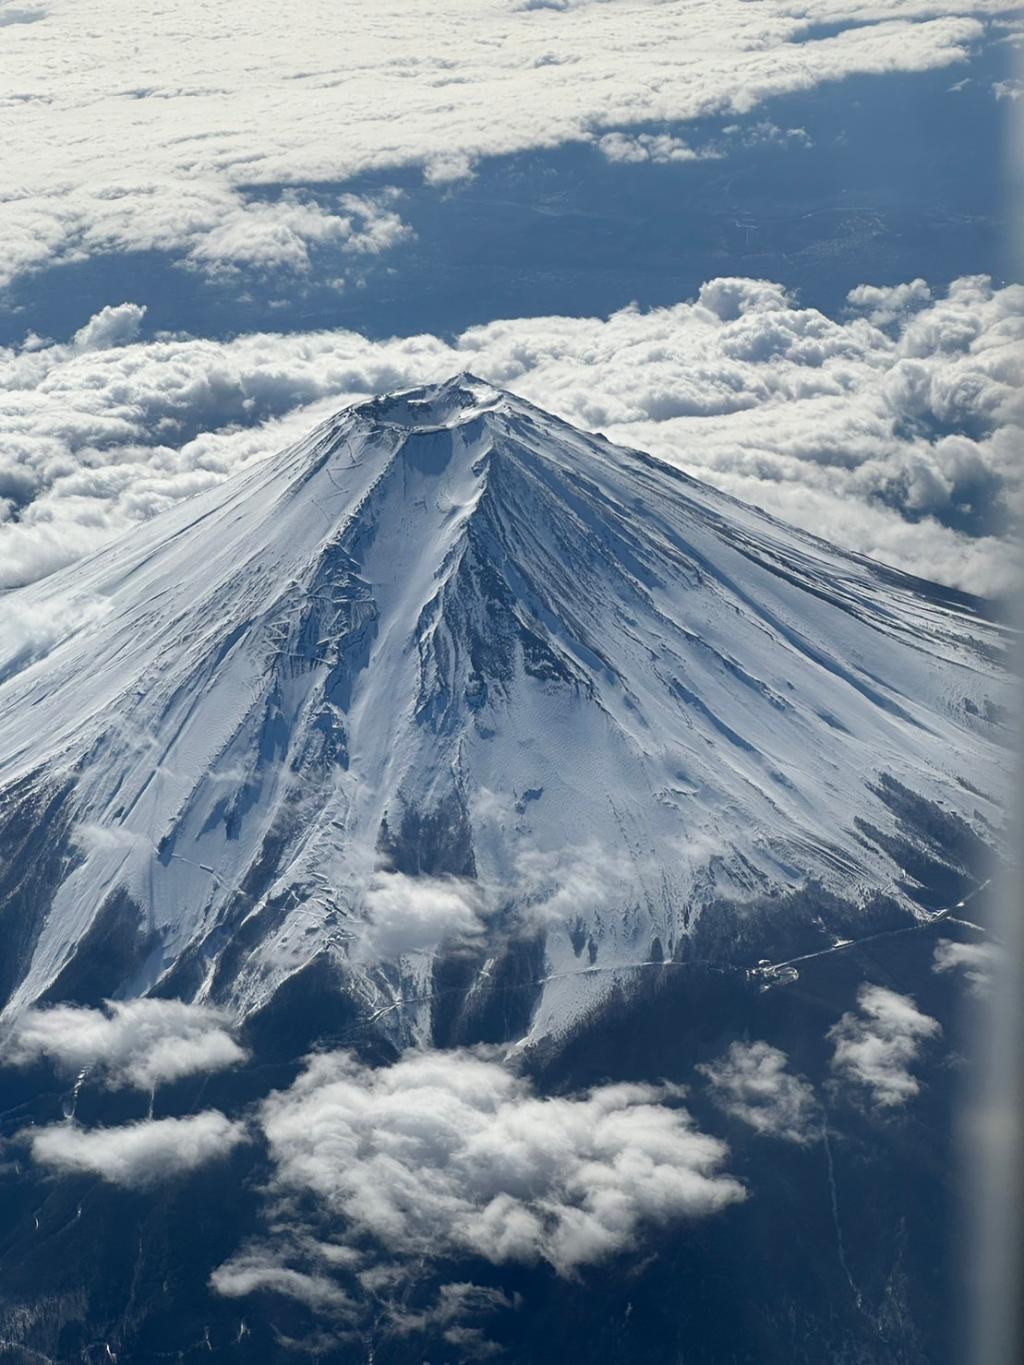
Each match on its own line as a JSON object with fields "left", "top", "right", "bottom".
{"left": 0, "top": 913, "right": 983, "bottom": 1365}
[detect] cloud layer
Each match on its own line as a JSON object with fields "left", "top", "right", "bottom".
{"left": 0, "top": 1, "right": 1002, "bottom": 286}
{"left": 1, "top": 274, "right": 1018, "bottom": 598}
{"left": 829, "top": 984, "right": 941, "bottom": 1108}
{"left": 2, "top": 274, "right": 1021, "bottom": 600}
{"left": 6, "top": 997, "right": 247, "bottom": 1090}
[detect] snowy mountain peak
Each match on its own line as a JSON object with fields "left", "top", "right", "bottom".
{"left": 0, "top": 380, "right": 1010, "bottom": 1045}
{"left": 357, "top": 372, "right": 504, "bottom": 426}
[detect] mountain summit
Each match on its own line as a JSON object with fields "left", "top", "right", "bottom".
{"left": 0, "top": 377, "right": 1009, "bottom": 1044}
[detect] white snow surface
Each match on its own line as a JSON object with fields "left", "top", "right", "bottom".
{"left": 0, "top": 376, "right": 1010, "bottom": 1042}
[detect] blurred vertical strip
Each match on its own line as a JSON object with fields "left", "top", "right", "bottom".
{"left": 969, "top": 35, "right": 1024, "bottom": 1365}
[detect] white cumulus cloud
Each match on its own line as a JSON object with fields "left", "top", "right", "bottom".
{"left": 216, "top": 1046, "right": 744, "bottom": 1306}
{"left": 846, "top": 278, "right": 933, "bottom": 326}
{"left": 598, "top": 131, "right": 704, "bottom": 164}
{"left": 72, "top": 302, "right": 147, "bottom": 352}
{"left": 25, "top": 1110, "right": 248, "bottom": 1187}
{"left": 6, "top": 997, "right": 248, "bottom": 1090}
{"left": 829, "top": 983, "right": 942, "bottom": 1108}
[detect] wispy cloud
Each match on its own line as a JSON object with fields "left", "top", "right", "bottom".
{"left": 358, "top": 871, "right": 488, "bottom": 961}
{"left": 698, "top": 1040, "right": 820, "bottom": 1144}
{"left": 0, "top": 593, "right": 110, "bottom": 680}
{"left": 932, "top": 937, "right": 1001, "bottom": 995}
{"left": 509, "top": 839, "right": 640, "bottom": 930}
{"left": 386, "top": 1281, "right": 516, "bottom": 1359}
{"left": 211, "top": 1252, "right": 356, "bottom": 1315}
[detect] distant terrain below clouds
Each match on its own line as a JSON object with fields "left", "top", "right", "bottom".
{"left": 0, "top": 0, "right": 1014, "bottom": 289}
{"left": 1, "top": 275, "right": 1018, "bottom": 596}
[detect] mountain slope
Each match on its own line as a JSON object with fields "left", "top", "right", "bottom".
{"left": 0, "top": 376, "right": 1010, "bottom": 1044}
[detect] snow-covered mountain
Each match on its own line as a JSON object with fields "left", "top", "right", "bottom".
{"left": 0, "top": 376, "right": 1010, "bottom": 1045}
